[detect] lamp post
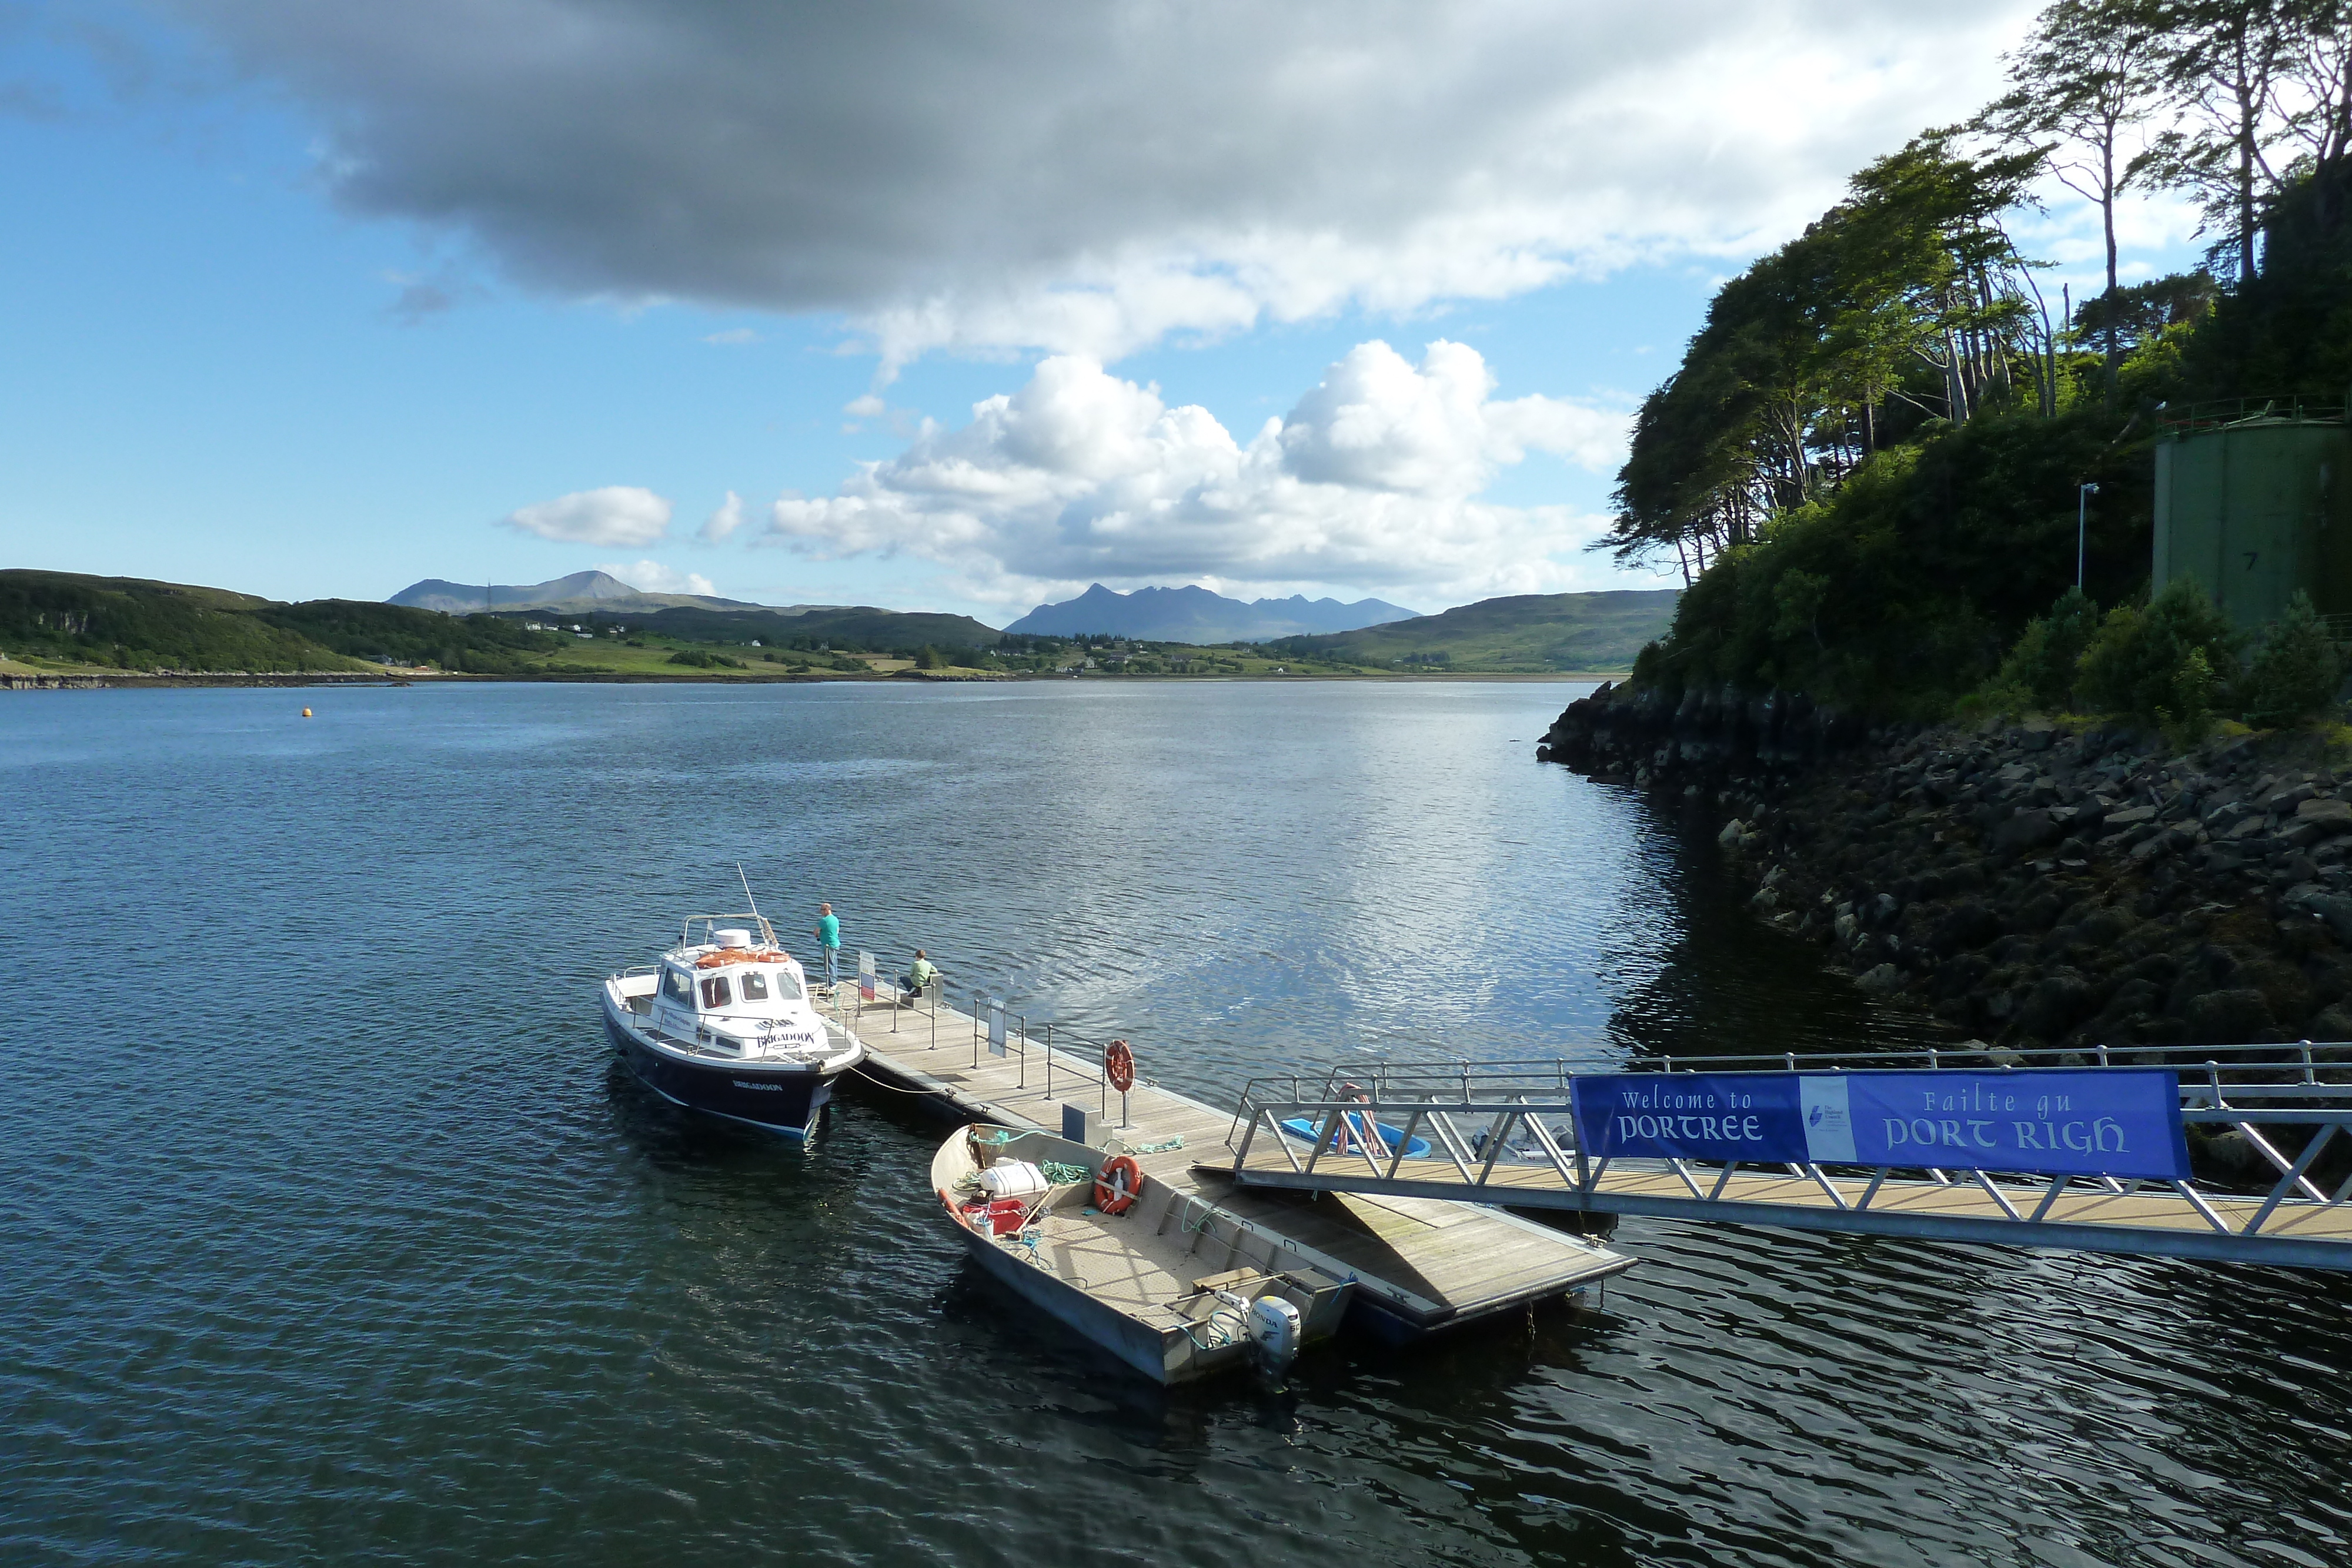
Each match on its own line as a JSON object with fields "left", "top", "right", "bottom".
{"left": 2077, "top": 482, "right": 2100, "bottom": 592}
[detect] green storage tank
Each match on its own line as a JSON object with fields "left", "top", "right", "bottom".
{"left": 2154, "top": 400, "right": 2352, "bottom": 633}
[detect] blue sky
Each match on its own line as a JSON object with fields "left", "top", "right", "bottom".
{"left": 0, "top": 2, "right": 2200, "bottom": 625}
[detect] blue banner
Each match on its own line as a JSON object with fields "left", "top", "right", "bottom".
{"left": 1571, "top": 1069, "right": 2189, "bottom": 1181}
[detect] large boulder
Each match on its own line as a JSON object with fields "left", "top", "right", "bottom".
{"left": 1930, "top": 901, "right": 2003, "bottom": 957}
{"left": 1992, "top": 808, "right": 2065, "bottom": 856}
{"left": 2019, "top": 971, "right": 2097, "bottom": 1038}
{"left": 2183, "top": 987, "right": 2276, "bottom": 1043}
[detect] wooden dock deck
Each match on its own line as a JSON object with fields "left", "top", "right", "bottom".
{"left": 1225, "top": 1134, "right": 2352, "bottom": 1269}
{"left": 826, "top": 989, "right": 1633, "bottom": 1334}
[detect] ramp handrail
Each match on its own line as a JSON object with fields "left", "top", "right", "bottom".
{"left": 1224, "top": 1047, "right": 2352, "bottom": 1271}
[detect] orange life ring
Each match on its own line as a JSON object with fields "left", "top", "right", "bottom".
{"left": 696, "top": 948, "right": 789, "bottom": 969}
{"left": 1094, "top": 1155, "right": 1142, "bottom": 1215}
{"left": 1104, "top": 1038, "right": 1135, "bottom": 1093}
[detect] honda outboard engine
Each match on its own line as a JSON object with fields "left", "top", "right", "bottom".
{"left": 1245, "top": 1293, "right": 1303, "bottom": 1372}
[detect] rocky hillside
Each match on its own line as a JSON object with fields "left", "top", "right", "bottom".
{"left": 1541, "top": 682, "right": 2352, "bottom": 1054}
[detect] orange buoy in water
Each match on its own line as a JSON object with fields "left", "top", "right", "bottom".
{"left": 301, "top": 707, "right": 313, "bottom": 718}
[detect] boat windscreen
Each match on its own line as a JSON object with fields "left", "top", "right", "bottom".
{"left": 740, "top": 971, "right": 769, "bottom": 1001}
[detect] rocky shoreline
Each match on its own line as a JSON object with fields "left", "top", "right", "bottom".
{"left": 1539, "top": 680, "right": 2352, "bottom": 1182}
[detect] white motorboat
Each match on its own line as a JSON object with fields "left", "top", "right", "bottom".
{"left": 602, "top": 911, "right": 861, "bottom": 1137}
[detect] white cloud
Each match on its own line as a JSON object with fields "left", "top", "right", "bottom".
{"left": 501, "top": 486, "right": 672, "bottom": 546}
{"left": 702, "top": 326, "right": 759, "bottom": 345}
{"left": 700, "top": 490, "right": 747, "bottom": 543}
{"left": 599, "top": 559, "right": 717, "bottom": 597}
{"left": 161, "top": 1, "right": 2037, "bottom": 366}
{"left": 761, "top": 341, "right": 1638, "bottom": 607}
{"left": 843, "top": 394, "right": 887, "bottom": 418}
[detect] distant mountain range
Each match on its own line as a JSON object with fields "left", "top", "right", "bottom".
{"left": 1004, "top": 583, "right": 1419, "bottom": 643}
{"left": 388, "top": 570, "right": 797, "bottom": 617}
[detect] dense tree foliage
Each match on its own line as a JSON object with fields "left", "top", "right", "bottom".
{"left": 257, "top": 600, "right": 564, "bottom": 673}
{"left": 1613, "top": 0, "right": 2352, "bottom": 724}
{"left": 0, "top": 571, "right": 358, "bottom": 673}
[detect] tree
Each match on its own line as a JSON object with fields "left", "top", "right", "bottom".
{"left": 1983, "top": 0, "right": 2168, "bottom": 403}
{"left": 1595, "top": 137, "right": 2053, "bottom": 579}
{"left": 2144, "top": 0, "right": 2299, "bottom": 282}
{"left": 2237, "top": 590, "right": 2343, "bottom": 724}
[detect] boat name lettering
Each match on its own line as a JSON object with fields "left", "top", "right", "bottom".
{"left": 731, "top": 1081, "right": 784, "bottom": 1092}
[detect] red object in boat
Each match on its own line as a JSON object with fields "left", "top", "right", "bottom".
{"left": 987, "top": 1198, "right": 1029, "bottom": 1235}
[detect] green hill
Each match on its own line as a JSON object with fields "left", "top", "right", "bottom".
{"left": 0, "top": 570, "right": 363, "bottom": 672}
{"left": 573, "top": 604, "right": 1003, "bottom": 650}
{"left": 1268, "top": 590, "right": 1681, "bottom": 672}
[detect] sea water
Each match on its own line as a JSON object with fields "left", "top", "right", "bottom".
{"left": 3, "top": 680, "right": 2346, "bottom": 1566}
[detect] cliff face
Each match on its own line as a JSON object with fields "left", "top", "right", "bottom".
{"left": 1538, "top": 681, "right": 2352, "bottom": 1182}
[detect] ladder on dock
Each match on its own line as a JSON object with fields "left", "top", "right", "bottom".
{"left": 1225, "top": 1041, "right": 2352, "bottom": 1271}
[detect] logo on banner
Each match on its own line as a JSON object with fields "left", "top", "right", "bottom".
{"left": 1570, "top": 1069, "right": 2187, "bottom": 1181}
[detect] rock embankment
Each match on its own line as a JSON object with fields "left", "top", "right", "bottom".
{"left": 1541, "top": 681, "right": 2352, "bottom": 1056}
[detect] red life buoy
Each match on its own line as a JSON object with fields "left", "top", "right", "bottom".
{"left": 1094, "top": 1155, "right": 1142, "bottom": 1215}
{"left": 1104, "top": 1038, "right": 1135, "bottom": 1093}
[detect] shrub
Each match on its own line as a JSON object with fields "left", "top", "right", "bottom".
{"left": 1962, "top": 586, "right": 2101, "bottom": 718}
{"left": 2076, "top": 576, "right": 2239, "bottom": 730}
{"left": 2237, "top": 591, "right": 2344, "bottom": 728}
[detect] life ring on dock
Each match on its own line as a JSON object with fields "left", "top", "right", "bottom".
{"left": 1104, "top": 1038, "right": 1135, "bottom": 1093}
{"left": 1095, "top": 1155, "right": 1142, "bottom": 1215}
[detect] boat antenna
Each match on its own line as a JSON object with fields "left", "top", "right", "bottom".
{"left": 736, "top": 862, "right": 765, "bottom": 931}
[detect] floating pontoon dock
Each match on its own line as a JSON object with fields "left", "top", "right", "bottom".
{"left": 824, "top": 987, "right": 1632, "bottom": 1338}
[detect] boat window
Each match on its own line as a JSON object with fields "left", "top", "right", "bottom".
{"left": 662, "top": 968, "right": 692, "bottom": 1005}
{"left": 739, "top": 971, "right": 770, "bottom": 1002}
{"left": 700, "top": 975, "right": 731, "bottom": 1009}
{"left": 773, "top": 971, "right": 804, "bottom": 1001}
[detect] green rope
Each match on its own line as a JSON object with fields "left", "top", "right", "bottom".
{"left": 1121, "top": 1135, "right": 1184, "bottom": 1155}
{"left": 1039, "top": 1161, "right": 1093, "bottom": 1186}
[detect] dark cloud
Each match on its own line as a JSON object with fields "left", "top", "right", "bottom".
{"left": 160, "top": 1, "right": 2030, "bottom": 359}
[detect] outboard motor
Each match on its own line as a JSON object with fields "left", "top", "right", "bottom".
{"left": 1245, "top": 1294, "right": 1303, "bottom": 1373}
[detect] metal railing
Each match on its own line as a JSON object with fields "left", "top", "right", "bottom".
{"left": 1226, "top": 1042, "right": 2352, "bottom": 1269}
{"left": 2158, "top": 395, "right": 2348, "bottom": 433}
{"left": 804, "top": 937, "right": 1122, "bottom": 1120}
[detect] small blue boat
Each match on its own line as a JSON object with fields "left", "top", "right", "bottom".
{"left": 1278, "top": 1114, "right": 1431, "bottom": 1159}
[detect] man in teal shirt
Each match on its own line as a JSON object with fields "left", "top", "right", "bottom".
{"left": 814, "top": 903, "right": 841, "bottom": 989}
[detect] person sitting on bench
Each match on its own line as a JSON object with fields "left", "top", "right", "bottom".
{"left": 899, "top": 949, "right": 938, "bottom": 1003}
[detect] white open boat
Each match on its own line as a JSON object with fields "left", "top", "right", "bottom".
{"left": 931, "top": 1124, "right": 1354, "bottom": 1383}
{"left": 602, "top": 911, "right": 861, "bottom": 1137}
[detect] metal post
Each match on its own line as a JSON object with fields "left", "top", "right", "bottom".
{"left": 2077, "top": 482, "right": 2099, "bottom": 590}
{"left": 1045, "top": 1023, "right": 1054, "bottom": 1096}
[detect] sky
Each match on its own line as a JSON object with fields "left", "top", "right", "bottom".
{"left": 0, "top": 1, "right": 2206, "bottom": 626}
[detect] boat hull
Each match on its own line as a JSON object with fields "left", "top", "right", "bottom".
{"left": 603, "top": 1008, "right": 840, "bottom": 1138}
{"left": 957, "top": 1227, "right": 1193, "bottom": 1382}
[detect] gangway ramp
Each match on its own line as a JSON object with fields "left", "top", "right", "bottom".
{"left": 1225, "top": 1043, "right": 2352, "bottom": 1271}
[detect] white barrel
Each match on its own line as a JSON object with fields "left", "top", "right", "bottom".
{"left": 977, "top": 1160, "right": 1050, "bottom": 1199}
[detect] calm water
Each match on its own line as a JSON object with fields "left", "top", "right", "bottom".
{"left": 4, "top": 680, "right": 2347, "bottom": 1568}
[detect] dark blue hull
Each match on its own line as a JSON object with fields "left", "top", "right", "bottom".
{"left": 604, "top": 1012, "right": 838, "bottom": 1138}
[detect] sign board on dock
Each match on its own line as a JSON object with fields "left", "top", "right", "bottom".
{"left": 1569, "top": 1069, "right": 2190, "bottom": 1181}
{"left": 858, "top": 950, "right": 877, "bottom": 1002}
{"left": 986, "top": 999, "right": 1007, "bottom": 1056}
